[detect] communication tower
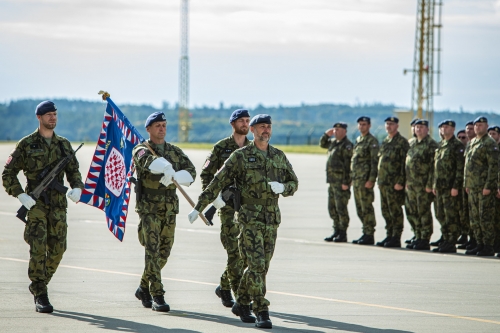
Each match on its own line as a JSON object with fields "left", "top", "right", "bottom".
{"left": 178, "top": 0, "right": 191, "bottom": 142}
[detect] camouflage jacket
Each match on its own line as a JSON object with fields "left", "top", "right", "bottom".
{"left": 319, "top": 133, "right": 353, "bottom": 185}
{"left": 405, "top": 135, "right": 439, "bottom": 188}
{"left": 433, "top": 136, "right": 465, "bottom": 190}
{"left": 194, "top": 141, "right": 298, "bottom": 225}
{"left": 464, "top": 135, "right": 499, "bottom": 190}
{"left": 350, "top": 132, "right": 379, "bottom": 185}
{"left": 377, "top": 132, "right": 409, "bottom": 186}
{"left": 200, "top": 135, "right": 250, "bottom": 191}
{"left": 132, "top": 140, "right": 196, "bottom": 215}
{"left": 2, "top": 129, "right": 83, "bottom": 208}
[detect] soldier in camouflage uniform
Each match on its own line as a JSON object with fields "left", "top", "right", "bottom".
{"left": 199, "top": 109, "right": 251, "bottom": 308}
{"left": 2, "top": 101, "right": 83, "bottom": 313}
{"left": 320, "top": 122, "right": 353, "bottom": 243}
{"left": 188, "top": 114, "right": 298, "bottom": 329}
{"left": 464, "top": 117, "right": 498, "bottom": 256}
{"left": 351, "top": 116, "right": 379, "bottom": 245}
{"left": 404, "top": 118, "right": 419, "bottom": 245}
{"left": 487, "top": 126, "right": 500, "bottom": 254}
{"left": 133, "top": 112, "right": 196, "bottom": 312}
{"left": 375, "top": 117, "right": 409, "bottom": 248}
{"left": 431, "top": 120, "right": 465, "bottom": 253}
{"left": 405, "top": 119, "right": 439, "bottom": 250}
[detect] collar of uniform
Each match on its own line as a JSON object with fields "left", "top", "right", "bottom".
{"left": 248, "top": 140, "right": 276, "bottom": 158}
{"left": 417, "top": 135, "right": 431, "bottom": 144}
{"left": 229, "top": 134, "right": 250, "bottom": 147}
{"left": 34, "top": 128, "right": 60, "bottom": 144}
{"left": 336, "top": 136, "right": 347, "bottom": 144}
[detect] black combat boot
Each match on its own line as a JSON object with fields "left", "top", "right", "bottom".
{"left": 465, "top": 244, "right": 483, "bottom": 255}
{"left": 352, "top": 234, "right": 365, "bottom": 244}
{"left": 333, "top": 231, "right": 347, "bottom": 243}
{"left": 413, "top": 239, "right": 430, "bottom": 250}
{"left": 476, "top": 245, "right": 495, "bottom": 256}
{"left": 324, "top": 230, "right": 339, "bottom": 242}
{"left": 384, "top": 237, "right": 401, "bottom": 248}
{"left": 255, "top": 311, "right": 272, "bottom": 329}
{"left": 152, "top": 295, "right": 170, "bottom": 312}
{"left": 496, "top": 252, "right": 500, "bottom": 258}
{"left": 458, "top": 237, "right": 475, "bottom": 250}
{"left": 376, "top": 236, "right": 390, "bottom": 247}
{"left": 405, "top": 236, "right": 416, "bottom": 244}
{"left": 35, "top": 294, "right": 53, "bottom": 313}
{"left": 406, "top": 238, "right": 418, "bottom": 249}
{"left": 438, "top": 241, "right": 457, "bottom": 253}
{"left": 135, "top": 286, "right": 152, "bottom": 308}
{"left": 231, "top": 302, "right": 256, "bottom": 323}
{"left": 456, "top": 234, "right": 468, "bottom": 245}
{"left": 357, "top": 234, "right": 374, "bottom": 245}
{"left": 215, "top": 285, "right": 234, "bottom": 308}
{"left": 494, "top": 241, "right": 500, "bottom": 253}
{"left": 465, "top": 238, "right": 478, "bottom": 251}
{"left": 430, "top": 236, "right": 443, "bottom": 247}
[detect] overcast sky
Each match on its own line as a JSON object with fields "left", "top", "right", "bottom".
{"left": 0, "top": 0, "right": 498, "bottom": 112}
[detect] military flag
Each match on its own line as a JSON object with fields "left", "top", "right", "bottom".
{"left": 81, "top": 97, "right": 144, "bottom": 241}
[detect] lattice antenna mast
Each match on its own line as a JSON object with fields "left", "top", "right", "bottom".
{"left": 178, "top": 0, "right": 191, "bottom": 142}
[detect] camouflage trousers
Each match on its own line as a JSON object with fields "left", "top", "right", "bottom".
{"left": 25, "top": 204, "right": 67, "bottom": 297}
{"left": 405, "top": 185, "right": 434, "bottom": 240}
{"left": 468, "top": 189, "right": 495, "bottom": 246}
{"left": 328, "top": 184, "right": 351, "bottom": 231}
{"left": 353, "top": 185, "right": 376, "bottom": 235}
{"left": 236, "top": 222, "right": 278, "bottom": 313}
{"left": 379, "top": 185, "right": 405, "bottom": 238}
{"left": 434, "top": 189, "right": 461, "bottom": 243}
{"left": 138, "top": 211, "right": 176, "bottom": 296}
{"left": 495, "top": 198, "right": 500, "bottom": 247}
{"left": 460, "top": 189, "right": 471, "bottom": 237}
{"left": 219, "top": 207, "right": 245, "bottom": 295}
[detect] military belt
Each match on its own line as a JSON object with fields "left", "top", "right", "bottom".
{"left": 142, "top": 188, "right": 176, "bottom": 196}
{"left": 241, "top": 197, "right": 278, "bottom": 206}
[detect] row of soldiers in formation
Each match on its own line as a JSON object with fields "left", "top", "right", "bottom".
{"left": 321, "top": 115, "right": 500, "bottom": 257}
{"left": 2, "top": 102, "right": 297, "bottom": 329}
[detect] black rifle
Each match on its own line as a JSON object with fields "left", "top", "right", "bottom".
{"left": 204, "top": 186, "right": 241, "bottom": 225}
{"left": 129, "top": 176, "right": 141, "bottom": 202}
{"left": 16, "top": 143, "right": 84, "bottom": 223}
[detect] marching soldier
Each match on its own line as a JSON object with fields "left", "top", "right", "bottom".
{"left": 351, "top": 116, "right": 379, "bottom": 245}
{"left": 431, "top": 120, "right": 464, "bottom": 253}
{"left": 320, "top": 122, "right": 353, "bottom": 243}
{"left": 405, "top": 119, "right": 438, "bottom": 250}
{"left": 464, "top": 117, "right": 498, "bottom": 256}
{"left": 199, "top": 109, "right": 251, "bottom": 308}
{"left": 2, "top": 101, "right": 84, "bottom": 313}
{"left": 188, "top": 114, "right": 298, "bottom": 329}
{"left": 375, "top": 117, "right": 409, "bottom": 248}
{"left": 133, "top": 111, "right": 196, "bottom": 312}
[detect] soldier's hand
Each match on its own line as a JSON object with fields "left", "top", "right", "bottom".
{"left": 483, "top": 188, "right": 491, "bottom": 196}
{"left": 497, "top": 189, "right": 500, "bottom": 198}
{"left": 365, "top": 181, "right": 374, "bottom": 189}
{"left": 451, "top": 188, "right": 458, "bottom": 197}
{"left": 466, "top": 188, "right": 469, "bottom": 194}
{"left": 18, "top": 193, "right": 36, "bottom": 210}
{"left": 212, "top": 193, "right": 226, "bottom": 209}
{"left": 432, "top": 189, "right": 436, "bottom": 196}
{"left": 425, "top": 187, "right": 432, "bottom": 193}
{"left": 325, "top": 128, "right": 334, "bottom": 136}
{"left": 268, "top": 182, "right": 285, "bottom": 194}
{"left": 394, "top": 184, "right": 404, "bottom": 191}
{"left": 67, "top": 188, "right": 82, "bottom": 203}
{"left": 188, "top": 209, "right": 199, "bottom": 224}
{"left": 341, "top": 184, "right": 349, "bottom": 191}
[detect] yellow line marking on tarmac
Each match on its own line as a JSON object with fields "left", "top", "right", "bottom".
{"left": 1, "top": 256, "right": 499, "bottom": 326}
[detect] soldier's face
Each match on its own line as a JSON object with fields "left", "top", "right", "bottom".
{"left": 466, "top": 125, "right": 475, "bottom": 139}
{"left": 38, "top": 112, "right": 57, "bottom": 130}
{"left": 147, "top": 121, "right": 167, "bottom": 142}
{"left": 457, "top": 133, "right": 467, "bottom": 145}
{"left": 251, "top": 123, "right": 272, "bottom": 143}
{"left": 334, "top": 128, "right": 346, "bottom": 140}
{"left": 489, "top": 131, "right": 499, "bottom": 142}
{"left": 357, "top": 121, "right": 370, "bottom": 135}
{"left": 385, "top": 121, "right": 398, "bottom": 135}
{"left": 474, "top": 123, "right": 488, "bottom": 136}
{"left": 414, "top": 124, "right": 428, "bottom": 138}
{"left": 231, "top": 117, "right": 250, "bottom": 135}
{"left": 441, "top": 125, "right": 454, "bottom": 138}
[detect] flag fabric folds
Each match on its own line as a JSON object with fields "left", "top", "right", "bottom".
{"left": 81, "top": 98, "right": 144, "bottom": 241}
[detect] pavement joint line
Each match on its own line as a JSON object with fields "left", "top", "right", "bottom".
{"left": 1, "top": 256, "right": 499, "bottom": 326}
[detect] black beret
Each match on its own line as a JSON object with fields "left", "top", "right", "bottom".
{"left": 410, "top": 118, "right": 420, "bottom": 126}
{"left": 384, "top": 116, "right": 399, "bottom": 123}
{"left": 465, "top": 120, "right": 474, "bottom": 127}
{"left": 229, "top": 109, "right": 250, "bottom": 123}
{"left": 35, "top": 101, "right": 57, "bottom": 116}
{"left": 145, "top": 112, "right": 166, "bottom": 128}
{"left": 414, "top": 119, "right": 429, "bottom": 127}
{"left": 356, "top": 116, "right": 370, "bottom": 123}
{"left": 473, "top": 116, "right": 488, "bottom": 125}
{"left": 249, "top": 114, "right": 272, "bottom": 126}
{"left": 457, "top": 130, "right": 465, "bottom": 135}
{"left": 438, "top": 119, "right": 456, "bottom": 128}
{"left": 333, "top": 122, "right": 348, "bottom": 129}
{"left": 488, "top": 126, "right": 500, "bottom": 134}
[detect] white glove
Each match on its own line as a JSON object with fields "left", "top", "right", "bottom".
{"left": 18, "top": 193, "right": 36, "bottom": 210}
{"left": 160, "top": 165, "right": 176, "bottom": 187}
{"left": 173, "top": 170, "right": 194, "bottom": 186}
{"left": 188, "top": 209, "right": 199, "bottom": 224}
{"left": 148, "top": 157, "right": 172, "bottom": 174}
{"left": 268, "top": 182, "right": 285, "bottom": 194}
{"left": 67, "top": 188, "right": 82, "bottom": 203}
{"left": 212, "top": 193, "right": 226, "bottom": 209}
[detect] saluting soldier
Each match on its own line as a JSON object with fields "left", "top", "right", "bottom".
{"left": 405, "top": 119, "right": 439, "bottom": 250}
{"left": 431, "top": 120, "right": 464, "bottom": 253}
{"left": 132, "top": 111, "right": 196, "bottom": 312}
{"left": 199, "top": 109, "right": 251, "bottom": 308}
{"left": 320, "top": 122, "right": 353, "bottom": 243}
{"left": 351, "top": 116, "right": 379, "bottom": 245}
{"left": 188, "top": 114, "right": 298, "bottom": 329}
{"left": 375, "top": 117, "right": 409, "bottom": 248}
{"left": 2, "top": 101, "right": 84, "bottom": 313}
{"left": 487, "top": 125, "right": 500, "bottom": 255}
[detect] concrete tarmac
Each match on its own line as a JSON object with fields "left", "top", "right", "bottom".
{"left": 0, "top": 143, "right": 499, "bottom": 333}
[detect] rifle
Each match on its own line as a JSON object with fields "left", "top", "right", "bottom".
{"left": 129, "top": 176, "right": 141, "bottom": 202}
{"left": 204, "top": 186, "right": 241, "bottom": 225}
{"left": 16, "top": 143, "right": 84, "bottom": 223}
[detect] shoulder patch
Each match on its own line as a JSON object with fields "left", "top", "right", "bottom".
{"left": 203, "top": 159, "right": 210, "bottom": 169}
{"left": 137, "top": 148, "right": 147, "bottom": 159}
{"left": 346, "top": 145, "right": 352, "bottom": 150}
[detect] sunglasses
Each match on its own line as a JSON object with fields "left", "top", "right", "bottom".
{"left": 458, "top": 136, "right": 466, "bottom": 139}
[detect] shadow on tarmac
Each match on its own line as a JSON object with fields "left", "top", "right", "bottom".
{"left": 51, "top": 310, "right": 201, "bottom": 333}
